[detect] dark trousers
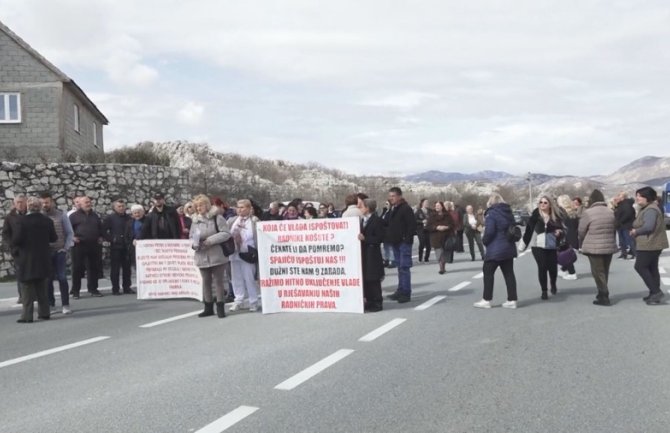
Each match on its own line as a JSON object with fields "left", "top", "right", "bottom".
{"left": 110, "top": 247, "right": 132, "bottom": 292}
{"left": 455, "top": 230, "right": 465, "bottom": 252}
{"left": 586, "top": 254, "right": 612, "bottom": 298}
{"left": 48, "top": 251, "right": 69, "bottom": 307}
{"left": 417, "top": 229, "right": 431, "bottom": 261}
{"left": 363, "top": 279, "right": 383, "bottom": 307}
{"left": 634, "top": 250, "right": 662, "bottom": 294}
{"left": 20, "top": 278, "right": 49, "bottom": 321}
{"left": 14, "top": 262, "right": 23, "bottom": 299}
{"left": 72, "top": 241, "right": 100, "bottom": 294}
{"left": 560, "top": 262, "right": 576, "bottom": 274}
{"left": 618, "top": 228, "right": 636, "bottom": 256}
{"left": 531, "top": 247, "right": 558, "bottom": 292}
{"left": 466, "top": 230, "right": 485, "bottom": 260}
{"left": 482, "top": 259, "right": 517, "bottom": 301}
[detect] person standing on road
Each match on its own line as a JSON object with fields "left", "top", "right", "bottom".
{"left": 630, "top": 187, "right": 669, "bottom": 305}
{"left": 359, "top": 199, "right": 385, "bottom": 312}
{"left": 69, "top": 196, "right": 104, "bottom": 298}
{"left": 2, "top": 194, "right": 27, "bottom": 302}
{"left": 13, "top": 197, "right": 57, "bottom": 323}
{"left": 103, "top": 199, "right": 134, "bottom": 295}
{"left": 386, "top": 187, "right": 415, "bottom": 304}
{"left": 613, "top": 192, "right": 637, "bottom": 259}
{"left": 520, "top": 195, "right": 565, "bottom": 300}
{"left": 578, "top": 190, "right": 618, "bottom": 306}
{"left": 454, "top": 203, "right": 466, "bottom": 253}
{"left": 228, "top": 199, "right": 260, "bottom": 312}
{"left": 141, "top": 193, "right": 180, "bottom": 240}
{"left": 380, "top": 201, "right": 396, "bottom": 268}
{"left": 415, "top": 198, "right": 431, "bottom": 263}
{"left": 126, "top": 204, "right": 146, "bottom": 270}
{"left": 556, "top": 195, "right": 579, "bottom": 280}
{"left": 40, "top": 192, "right": 74, "bottom": 314}
{"left": 474, "top": 193, "right": 518, "bottom": 309}
{"left": 191, "top": 195, "right": 232, "bottom": 318}
{"left": 463, "top": 205, "right": 485, "bottom": 261}
{"left": 425, "top": 201, "right": 454, "bottom": 275}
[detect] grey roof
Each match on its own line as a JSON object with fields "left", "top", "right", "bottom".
{"left": 0, "top": 19, "right": 109, "bottom": 125}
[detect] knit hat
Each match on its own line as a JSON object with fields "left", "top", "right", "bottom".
{"left": 588, "top": 189, "right": 605, "bottom": 206}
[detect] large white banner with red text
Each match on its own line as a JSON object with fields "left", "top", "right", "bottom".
{"left": 257, "top": 218, "right": 364, "bottom": 314}
{"left": 136, "top": 240, "right": 203, "bottom": 301}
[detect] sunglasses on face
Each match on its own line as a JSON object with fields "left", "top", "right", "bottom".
{"left": 539, "top": 201, "right": 549, "bottom": 205}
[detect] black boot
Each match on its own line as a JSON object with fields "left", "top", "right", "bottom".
{"left": 216, "top": 302, "right": 226, "bottom": 318}
{"left": 198, "top": 302, "right": 214, "bottom": 317}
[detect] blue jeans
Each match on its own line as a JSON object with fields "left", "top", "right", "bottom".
{"left": 383, "top": 243, "right": 396, "bottom": 264}
{"left": 48, "top": 251, "right": 69, "bottom": 307}
{"left": 392, "top": 243, "right": 413, "bottom": 296}
{"left": 617, "top": 228, "right": 636, "bottom": 256}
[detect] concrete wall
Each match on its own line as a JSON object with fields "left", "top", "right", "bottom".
{"left": 0, "top": 161, "right": 192, "bottom": 278}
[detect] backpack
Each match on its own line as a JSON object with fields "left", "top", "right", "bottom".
{"left": 506, "top": 224, "right": 522, "bottom": 242}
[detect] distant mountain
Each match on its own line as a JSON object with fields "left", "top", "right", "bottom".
{"left": 405, "top": 170, "right": 513, "bottom": 184}
{"left": 601, "top": 156, "right": 670, "bottom": 185}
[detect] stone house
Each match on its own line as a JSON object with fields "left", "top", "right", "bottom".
{"left": 0, "top": 20, "right": 108, "bottom": 162}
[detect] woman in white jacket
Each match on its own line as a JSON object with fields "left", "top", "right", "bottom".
{"left": 229, "top": 199, "right": 261, "bottom": 312}
{"left": 190, "top": 195, "right": 231, "bottom": 318}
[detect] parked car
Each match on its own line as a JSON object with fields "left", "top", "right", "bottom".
{"left": 513, "top": 210, "right": 531, "bottom": 226}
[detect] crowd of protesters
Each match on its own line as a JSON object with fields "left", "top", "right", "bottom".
{"left": 2, "top": 184, "right": 668, "bottom": 323}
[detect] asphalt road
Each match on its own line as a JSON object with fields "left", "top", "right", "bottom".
{"left": 1, "top": 239, "right": 670, "bottom": 433}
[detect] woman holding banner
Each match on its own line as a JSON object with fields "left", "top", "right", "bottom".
{"left": 358, "top": 199, "right": 385, "bottom": 312}
{"left": 228, "top": 199, "right": 261, "bottom": 312}
{"left": 191, "top": 195, "right": 232, "bottom": 318}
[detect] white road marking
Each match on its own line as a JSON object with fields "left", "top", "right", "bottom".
{"left": 139, "top": 310, "right": 202, "bottom": 328}
{"left": 661, "top": 277, "right": 670, "bottom": 286}
{"left": 275, "top": 349, "right": 355, "bottom": 391}
{"left": 0, "top": 296, "right": 17, "bottom": 302}
{"left": 447, "top": 281, "right": 471, "bottom": 292}
{"left": 415, "top": 296, "right": 447, "bottom": 311}
{"left": 359, "top": 318, "right": 407, "bottom": 341}
{"left": 0, "top": 336, "right": 110, "bottom": 369}
{"left": 659, "top": 267, "right": 666, "bottom": 274}
{"left": 473, "top": 272, "right": 483, "bottom": 279}
{"left": 195, "top": 406, "right": 259, "bottom": 433}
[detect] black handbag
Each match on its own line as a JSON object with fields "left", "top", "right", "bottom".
{"left": 443, "top": 235, "right": 456, "bottom": 251}
{"left": 213, "top": 217, "right": 236, "bottom": 257}
{"left": 238, "top": 246, "right": 259, "bottom": 264}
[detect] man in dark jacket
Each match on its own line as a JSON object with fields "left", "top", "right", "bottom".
{"left": 385, "top": 187, "right": 415, "bottom": 303}
{"left": 103, "top": 199, "right": 133, "bottom": 295}
{"left": 141, "top": 193, "right": 180, "bottom": 239}
{"left": 614, "top": 193, "right": 636, "bottom": 259}
{"left": 69, "top": 196, "right": 104, "bottom": 298}
{"left": 14, "top": 197, "right": 57, "bottom": 322}
{"left": 2, "top": 194, "right": 27, "bottom": 301}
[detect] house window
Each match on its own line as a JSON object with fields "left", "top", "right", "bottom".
{"left": 73, "top": 104, "right": 80, "bottom": 132}
{"left": 92, "top": 122, "right": 98, "bottom": 147}
{"left": 0, "top": 93, "right": 21, "bottom": 123}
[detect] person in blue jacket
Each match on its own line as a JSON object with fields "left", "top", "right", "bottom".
{"left": 474, "top": 193, "right": 518, "bottom": 309}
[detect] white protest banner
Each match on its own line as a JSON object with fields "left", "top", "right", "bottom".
{"left": 257, "top": 217, "right": 364, "bottom": 314}
{"left": 136, "top": 240, "right": 203, "bottom": 301}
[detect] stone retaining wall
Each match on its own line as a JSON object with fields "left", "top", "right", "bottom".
{"left": 0, "top": 161, "right": 191, "bottom": 278}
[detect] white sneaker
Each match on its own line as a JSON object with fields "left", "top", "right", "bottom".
{"left": 502, "top": 300, "right": 517, "bottom": 309}
{"left": 473, "top": 299, "right": 492, "bottom": 309}
{"left": 62, "top": 305, "right": 72, "bottom": 315}
{"left": 229, "top": 302, "right": 241, "bottom": 312}
{"left": 563, "top": 274, "right": 577, "bottom": 280}
{"left": 557, "top": 270, "right": 567, "bottom": 277}
{"left": 249, "top": 303, "right": 258, "bottom": 312}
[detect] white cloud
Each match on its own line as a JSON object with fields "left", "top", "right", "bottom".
{"left": 177, "top": 102, "right": 205, "bottom": 126}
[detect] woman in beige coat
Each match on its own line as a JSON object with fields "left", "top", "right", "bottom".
{"left": 190, "top": 194, "right": 232, "bottom": 318}
{"left": 578, "top": 190, "right": 618, "bottom": 306}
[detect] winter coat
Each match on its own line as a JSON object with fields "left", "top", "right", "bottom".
{"left": 415, "top": 207, "right": 430, "bottom": 231}
{"left": 342, "top": 205, "right": 363, "bottom": 218}
{"left": 522, "top": 208, "right": 564, "bottom": 250}
{"left": 463, "top": 212, "right": 484, "bottom": 235}
{"left": 426, "top": 211, "right": 455, "bottom": 249}
{"left": 361, "top": 213, "right": 385, "bottom": 281}
{"left": 385, "top": 199, "right": 415, "bottom": 245}
{"left": 142, "top": 206, "right": 180, "bottom": 239}
{"left": 563, "top": 214, "right": 580, "bottom": 249}
{"left": 103, "top": 212, "right": 131, "bottom": 250}
{"left": 578, "top": 202, "right": 618, "bottom": 255}
{"left": 614, "top": 198, "right": 636, "bottom": 230}
{"left": 482, "top": 203, "right": 517, "bottom": 261}
{"left": 190, "top": 209, "right": 231, "bottom": 268}
{"left": 13, "top": 212, "right": 57, "bottom": 281}
{"left": 69, "top": 209, "right": 103, "bottom": 243}
{"left": 633, "top": 202, "right": 669, "bottom": 251}
{"left": 2, "top": 209, "right": 25, "bottom": 258}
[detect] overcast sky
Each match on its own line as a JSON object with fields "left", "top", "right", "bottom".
{"left": 2, "top": 0, "right": 669, "bottom": 177}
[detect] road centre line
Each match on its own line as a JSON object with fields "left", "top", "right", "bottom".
{"left": 661, "top": 277, "right": 670, "bottom": 286}
{"left": 447, "top": 281, "right": 471, "bottom": 292}
{"left": 359, "top": 318, "right": 407, "bottom": 341}
{"left": 415, "top": 296, "right": 447, "bottom": 311}
{"left": 139, "top": 310, "right": 202, "bottom": 328}
{"left": 194, "top": 406, "right": 259, "bottom": 433}
{"left": 659, "top": 267, "right": 666, "bottom": 274}
{"left": 274, "top": 349, "right": 354, "bottom": 391}
{"left": 472, "top": 272, "right": 483, "bottom": 279}
{"left": 0, "top": 336, "right": 110, "bottom": 369}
